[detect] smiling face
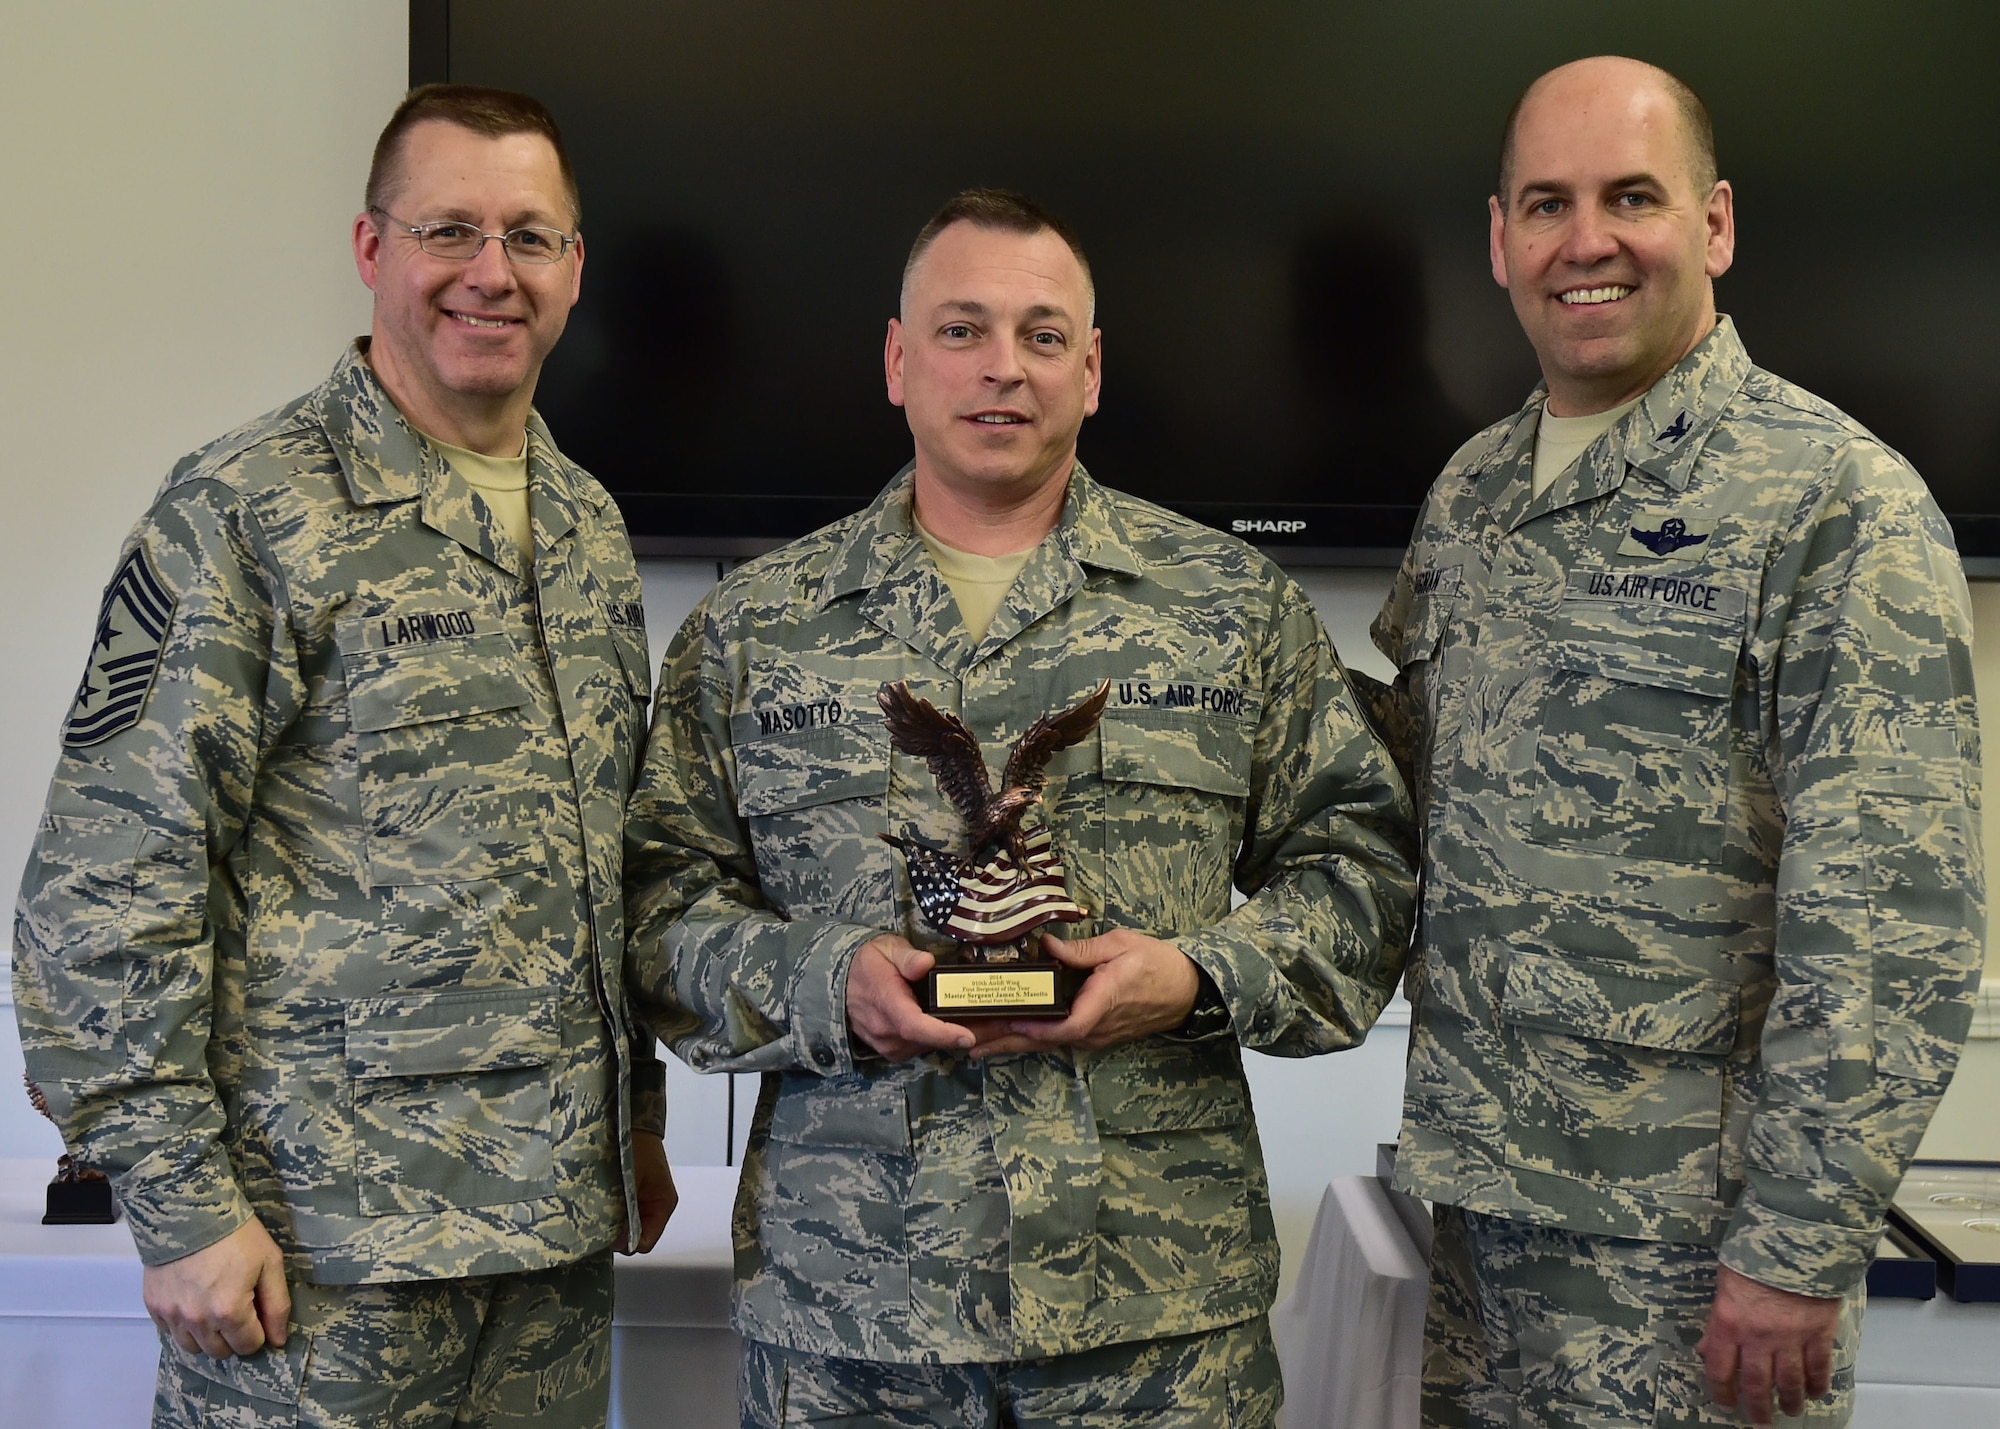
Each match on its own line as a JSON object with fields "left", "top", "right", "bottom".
{"left": 885, "top": 221, "right": 1101, "bottom": 518}
{"left": 1490, "top": 58, "right": 1734, "bottom": 415}
{"left": 353, "top": 120, "right": 582, "bottom": 450}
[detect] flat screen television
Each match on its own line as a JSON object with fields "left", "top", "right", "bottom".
{"left": 414, "top": 1, "right": 2000, "bottom": 569}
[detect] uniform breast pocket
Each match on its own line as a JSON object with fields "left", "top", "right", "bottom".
{"left": 344, "top": 987, "right": 558, "bottom": 1216}
{"left": 338, "top": 630, "right": 546, "bottom": 887}
{"left": 1499, "top": 950, "right": 1740, "bottom": 1201}
{"left": 1096, "top": 713, "right": 1252, "bottom": 930}
{"left": 1528, "top": 593, "right": 1742, "bottom": 866}
{"left": 730, "top": 720, "right": 892, "bottom": 919}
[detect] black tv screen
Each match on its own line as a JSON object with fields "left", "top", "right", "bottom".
{"left": 417, "top": 1, "right": 2000, "bottom": 566}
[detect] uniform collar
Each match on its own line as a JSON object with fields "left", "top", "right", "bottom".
{"left": 817, "top": 461, "right": 1142, "bottom": 608}
{"left": 1475, "top": 315, "right": 1753, "bottom": 531}
{"left": 312, "top": 341, "right": 602, "bottom": 579}
{"left": 815, "top": 461, "right": 1143, "bottom": 676}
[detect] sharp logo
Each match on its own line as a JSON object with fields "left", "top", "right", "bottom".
{"left": 1231, "top": 519, "right": 1308, "bottom": 535}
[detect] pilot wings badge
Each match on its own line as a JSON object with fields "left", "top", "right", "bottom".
{"left": 1619, "top": 514, "right": 1716, "bottom": 561}
{"left": 877, "top": 679, "right": 1108, "bottom": 1017}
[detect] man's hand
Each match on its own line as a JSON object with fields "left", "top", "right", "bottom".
{"left": 847, "top": 934, "right": 978, "bottom": 1061}
{"left": 969, "top": 927, "right": 1200, "bottom": 1058}
{"left": 141, "top": 1217, "right": 290, "bottom": 1360}
{"left": 1697, "top": 1264, "right": 1843, "bottom": 1425}
{"left": 623, "top": 1130, "right": 679, "bottom": 1254}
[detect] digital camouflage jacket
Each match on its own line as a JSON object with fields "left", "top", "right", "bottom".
{"left": 625, "top": 467, "right": 1417, "bottom": 1363}
{"left": 1359, "top": 319, "right": 1985, "bottom": 1299}
{"left": 13, "top": 346, "right": 665, "bottom": 1284}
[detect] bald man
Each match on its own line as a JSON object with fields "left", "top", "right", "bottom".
{"left": 1356, "top": 57, "right": 1983, "bottom": 1429}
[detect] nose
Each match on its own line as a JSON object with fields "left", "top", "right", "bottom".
{"left": 461, "top": 233, "right": 519, "bottom": 292}
{"left": 1561, "top": 201, "right": 1621, "bottom": 266}
{"left": 981, "top": 336, "right": 1026, "bottom": 388}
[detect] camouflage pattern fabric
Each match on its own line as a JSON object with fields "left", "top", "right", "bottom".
{"left": 740, "top": 1313, "right": 1281, "bottom": 1428}
{"left": 12, "top": 344, "right": 665, "bottom": 1283}
{"left": 1358, "top": 318, "right": 1985, "bottom": 1299}
{"left": 152, "top": 1251, "right": 613, "bottom": 1428}
{"left": 625, "top": 466, "right": 1417, "bottom": 1363}
{"left": 1423, "top": 1206, "right": 1860, "bottom": 1429}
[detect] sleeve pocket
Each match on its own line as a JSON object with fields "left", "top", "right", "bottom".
{"left": 345, "top": 987, "right": 558, "bottom": 1216}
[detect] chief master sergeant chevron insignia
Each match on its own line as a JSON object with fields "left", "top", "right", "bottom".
{"left": 64, "top": 543, "right": 176, "bottom": 748}
{"left": 1625, "top": 516, "right": 1712, "bottom": 557}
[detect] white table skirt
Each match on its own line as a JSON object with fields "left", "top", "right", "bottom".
{"left": 0, "top": 1157, "right": 743, "bottom": 1428}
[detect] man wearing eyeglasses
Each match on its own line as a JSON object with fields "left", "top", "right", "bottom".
{"left": 13, "top": 85, "right": 675, "bottom": 1428}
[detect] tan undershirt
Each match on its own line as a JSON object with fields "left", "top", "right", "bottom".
{"left": 1531, "top": 394, "right": 1643, "bottom": 499}
{"left": 914, "top": 517, "right": 1037, "bottom": 641}
{"left": 434, "top": 436, "right": 533, "bottom": 562}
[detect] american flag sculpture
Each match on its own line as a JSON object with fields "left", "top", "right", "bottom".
{"left": 878, "top": 679, "right": 1108, "bottom": 959}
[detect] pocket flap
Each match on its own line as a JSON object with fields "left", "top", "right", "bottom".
{"left": 1099, "top": 713, "right": 1253, "bottom": 798}
{"left": 1088, "top": 1042, "right": 1250, "bottom": 1133}
{"left": 768, "top": 1073, "right": 911, "bottom": 1150}
{"left": 1545, "top": 573, "right": 1745, "bottom": 700}
{"left": 733, "top": 723, "right": 889, "bottom": 816}
{"left": 1501, "top": 951, "right": 1739, "bottom": 1054}
{"left": 344, "top": 987, "right": 558, "bottom": 1079}
{"left": 338, "top": 629, "right": 535, "bottom": 733}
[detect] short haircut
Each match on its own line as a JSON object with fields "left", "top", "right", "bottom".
{"left": 901, "top": 188, "right": 1095, "bottom": 322}
{"left": 366, "top": 84, "right": 581, "bottom": 227}
{"left": 1496, "top": 60, "right": 1717, "bottom": 206}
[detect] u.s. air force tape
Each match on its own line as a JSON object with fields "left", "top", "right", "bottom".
{"left": 64, "top": 543, "right": 177, "bottom": 749}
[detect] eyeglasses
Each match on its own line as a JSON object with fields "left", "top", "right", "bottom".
{"left": 370, "top": 207, "right": 578, "bottom": 264}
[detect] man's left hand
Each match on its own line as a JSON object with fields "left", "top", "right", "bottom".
{"left": 968, "top": 927, "right": 1200, "bottom": 1058}
{"left": 622, "top": 1131, "right": 678, "bottom": 1255}
{"left": 1697, "top": 1264, "right": 1843, "bottom": 1425}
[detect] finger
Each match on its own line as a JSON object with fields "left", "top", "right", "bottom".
{"left": 1698, "top": 1334, "right": 1740, "bottom": 1410}
{"left": 1039, "top": 930, "right": 1121, "bottom": 968}
{"left": 1802, "top": 1332, "right": 1834, "bottom": 1401}
{"left": 255, "top": 1256, "right": 290, "bottom": 1348}
{"left": 170, "top": 1324, "right": 203, "bottom": 1358}
{"left": 1738, "top": 1349, "right": 1776, "bottom": 1427}
{"left": 869, "top": 939, "right": 935, "bottom": 981}
{"left": 197, "top": 1321, "right": 240, "bottom": 1360}
{"left": 1773, "top": 1346, "right": 1808, "bottom": 1419}
{"left": 895, "top": 1009, "right": 976, "bottom": 1051}
{"left": 220, "top": 1296, "right": 269, "bottom": 1358}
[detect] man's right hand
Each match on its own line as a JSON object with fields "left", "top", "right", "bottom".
{"left": 141, "top": 1217, "right": 291, "bottom": 1360}
{"left": 846, "top": 934, "right": 979, "bottom": 1061}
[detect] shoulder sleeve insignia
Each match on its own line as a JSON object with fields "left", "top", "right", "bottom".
{"left": 64, "top": 543, "right": 178, "bottom": 749}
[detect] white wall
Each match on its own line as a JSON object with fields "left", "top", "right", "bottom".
{"left": 0, "top": 0, "right": 408, "bottom": 1155}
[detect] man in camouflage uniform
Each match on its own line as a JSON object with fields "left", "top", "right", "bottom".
{"left": 625, "top": 189, "right": 1418, "bottom": 1426}
{"left": 12, "top": 86, "right": 676, "bottom": 1427}
{"left": 1357, "top": 57, "right": 1986, "bottom": 1429}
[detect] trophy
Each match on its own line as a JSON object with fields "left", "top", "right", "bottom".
{"left": 877, "top": 679, "right": 1108, "bottom": 1018}
{"left": 24, "top": 1072, "right": 116, "bottom": 1225}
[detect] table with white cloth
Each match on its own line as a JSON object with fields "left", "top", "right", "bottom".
{"left": 0, "top": 1157, "right": 744, "bottom": 1428}
{"left": 1270, "top": 1173, "right": 2000, "bottom": 1429}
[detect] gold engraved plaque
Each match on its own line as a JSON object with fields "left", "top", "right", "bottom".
{"left": 931, "top": 968, "right": 1060, "bottom": 1012}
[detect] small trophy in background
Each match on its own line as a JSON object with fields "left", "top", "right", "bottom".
{"left": 24, "top": 1072, "right": 116, "bottom": 1224}
{"left": 878, "top": 679, "right": 1108, "bottom": 1018}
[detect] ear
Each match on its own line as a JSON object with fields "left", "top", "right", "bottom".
{"left": 567, "top": 230, "right": 585, "bottom": 308}
{"left": 1703, "top": 180, "right": 1735, "bottom": 281}
{"left": 1081, "top": 328, "right": 1103, "bottom": 419}
{"left": 353, "top": 211, "right": 384, "bottom": 292}
{"left": 1487, "top": 194, "right": 1510, "bottom": 290}
{"left": 884, "top": 318, "right": 907, "bottom": 408}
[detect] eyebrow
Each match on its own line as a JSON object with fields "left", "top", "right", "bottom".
{"left": 933, "top": 299, "right": 1074, "bottom": 325}
{"left": 1516, "top": 172, "right": 1668, "bottom": 205}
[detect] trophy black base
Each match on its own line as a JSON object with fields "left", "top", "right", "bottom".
{"left": 925, "top": 959, "right": 1084, "bottom": 1019}
{"left": 44, "top": 1176, "right": 116, "bottom": 1225}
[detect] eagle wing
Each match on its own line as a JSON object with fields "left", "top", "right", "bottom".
{"left": 1000, "top": 679, "right": 1111, "bottom": 798}
{"left": 877, "top": 681, "right": 992, "bottom": 829}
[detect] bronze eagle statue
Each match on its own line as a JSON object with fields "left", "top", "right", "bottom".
{"left": 876, "top": 679, "right": 1110, "bottom": 866}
